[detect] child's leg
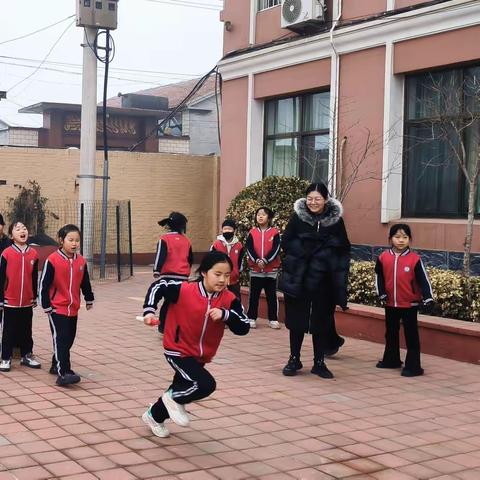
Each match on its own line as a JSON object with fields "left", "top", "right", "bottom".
{"left": 17, "top": 307, "right": 34, "bottom": 357}
{"left": 264, "top": 277, "right": 278, "bottom": 321}
{"left": 382, "top": 307, "right": 402, "bottom": 366}
{"left": 1, "top": 308, "right": 16, "bottom": 361}
{"left": 247, "top": 276, "right": 263, "bottom": 320}
{"left": 402, "top": 307, "right": 422, "bottom": 372}
{"left": 151, "top": 356, "right": 216, "bottom": 423}
{"left": 49, "top": 313, "right": 77, "bottom": 376}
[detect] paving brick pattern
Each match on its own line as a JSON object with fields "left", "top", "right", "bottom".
{"left": 1, "top": 270, "right": 479, "bottom": 479}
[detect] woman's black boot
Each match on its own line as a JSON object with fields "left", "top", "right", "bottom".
{"left": 282, "top": 356, "right": 303, "bottom": 376}
{"left": 311, "top": 360, "right": 334, "bottom": 379}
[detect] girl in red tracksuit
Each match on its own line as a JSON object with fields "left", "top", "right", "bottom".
{"left": 154, "top": 212, "right": 192, "bottom": 334}
{"left": 211, "top": 218, "right": 244, "bottom": 300}
{"left": 40, "top": 224, "right": 94, "bottom": 386}
{"left": 375, "top": 223, "right": 433, "bottom": 377}
{"left": 246, "top": 207, "right": 281, "bottom": 330}
{"left": 141, "top": 250, "right": 250, "bottom": 438}
{"left": 0, "top": 221, "right": 41, "bottom": 372}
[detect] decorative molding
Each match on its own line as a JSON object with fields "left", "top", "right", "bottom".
{"left": 219, "top": 0, "right": 480, "bottom": 80}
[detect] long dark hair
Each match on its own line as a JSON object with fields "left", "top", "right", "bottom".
{"left": 305, "top": 182, "right": 329, "bottom": 200}
{"left": 196, "top": 251, "right": 233, "bottom": 281}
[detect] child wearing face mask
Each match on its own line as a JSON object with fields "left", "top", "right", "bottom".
{"left": 0, "top": 221, "right": 40, "bottom": 372}
{"left": 210, "top": 219, "right": 244, "bottom": 300}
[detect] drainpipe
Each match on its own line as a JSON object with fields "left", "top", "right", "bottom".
{"left": 328, "top": 0, "right": 342, "bottom": 197}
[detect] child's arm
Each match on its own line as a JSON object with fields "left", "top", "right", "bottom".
{"left": 143, "top": 278, "right": 182, "bottom": 317}
{"left": 238, "top": 246, "right": 245, "bottom": 273}
{"left": 414, "top": 259, "right": 434, "bottom": 304}
{"left": 245, "top": 233, "right": 259, "bottom": 263}
{"left": 188, "top": 246, "right": 193, "bottom": 267}
{"left": 263, "top": 232, "right": 281, "bottom": 264}
{"left": 32, "top": 259, "right": 39, "bottom": 306}
{"left": 81, "top": 264, "right": 94, "bottom": 309}
{"left": 374, "top": 257, "right": 387, "bottom": 301}
{"left": 0, "top": 255, "right": 7, "bottom": 309}
{"left": 39, "top": 260, "right": 55, "bottom": 313}
{"left": 153, "top": 240, "right": 168, "bottom": 278}
{"left": 221, "top": 297, "right": 250, "bottom": 336}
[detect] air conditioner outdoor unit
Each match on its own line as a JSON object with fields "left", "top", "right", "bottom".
{"left": 281, "top": 0, "right": 325, "bottom": 32}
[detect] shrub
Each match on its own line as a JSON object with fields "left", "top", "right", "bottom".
{"left": 348, "top": 261, "right": 480, "bottom": 322}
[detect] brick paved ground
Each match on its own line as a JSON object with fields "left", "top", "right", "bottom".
{"left": 1, "top": 270, "right": 480, "bottom": 480}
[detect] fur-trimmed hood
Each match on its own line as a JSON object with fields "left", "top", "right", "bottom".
{"left": 294, "top": 197, "right": 343, "bottom": 228}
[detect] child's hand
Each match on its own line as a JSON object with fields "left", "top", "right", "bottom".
{"left": 208, "top": 308, "right": 223, "bottom": 322}
{"left": 257, "top": 259, "right": 266, "bottom": 270}
{"left": 143, "top": 313, "right": 156, "bottom": 325}
{"left": 86, "top": 304, "right": 93, "bottom": 311}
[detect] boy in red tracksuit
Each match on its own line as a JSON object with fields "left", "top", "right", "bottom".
{"left": 0, "top": 221, "right": 41, "bottom": 372}
{"left": 211, "top": 218, "right": 244, "bottom": 300}
{"left": 246, "top": 207, "right": 281, "bottom": 329}
{"left": 375, "top": 223, "right": 433, "bottom": 377}
{"left": 153, "top": 212, "right": 192, "bottom": 334}
{"left": 39, "top": 224, "right": 94, "bottom": 386}
{"left": 141, "top": 251, "right": 250, "bottom": 438}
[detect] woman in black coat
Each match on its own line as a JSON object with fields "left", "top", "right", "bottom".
{"left": 279, "top": 182, "right": 350, "bottom": 379}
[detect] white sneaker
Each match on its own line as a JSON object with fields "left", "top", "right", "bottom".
{"left": 269, "top": 321, "right": 281, "bottom": 329}
{"left": 142, "top": 405, "right": 170, "bottom": 438}
{"left": 20, "top": 353, "right": 41, "bottom": 369}
{"left": 161, "top": 390, "right": 190, "bottom": 427}
{"left": 250, "top": 320, "right": 257, "bottom": 329}
{"left": 0, "top": 359, "right": 11, "bottom": 372}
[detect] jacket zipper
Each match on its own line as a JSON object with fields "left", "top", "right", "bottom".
{"left": 20, "top": 253, "right": 25, "bottom": 306}
{"left": 199, "top": 295, "right": 212, "bottom": 358}
{"left": 67, "top": 259, "right": 73, "bottom": 316}
{"left": 260, "top": 228, "right": 265, "bottom": 270}
{"left": 393, "top": 254, "right": 399, "bottom": 307}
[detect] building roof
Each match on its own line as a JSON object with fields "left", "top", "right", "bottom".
{"left": 0, "top": 112, "right": 43, "bottom": 129}
{"left": 107, "top": 76, "right": 217, "bottom": 110}
{"left": 18, "top": 102, "right": 169, "bottom": 118}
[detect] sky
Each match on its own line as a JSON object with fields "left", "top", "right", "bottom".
{"left": 0, "top": 0, "right": 224, "bottom": 126}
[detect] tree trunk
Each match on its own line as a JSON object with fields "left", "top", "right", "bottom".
{"left": 463, "top": 178, "right": 477, "bottom": 277}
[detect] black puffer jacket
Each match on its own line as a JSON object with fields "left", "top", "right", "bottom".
{"left": 279, "top": 197, "right": 351, "bottom": 309}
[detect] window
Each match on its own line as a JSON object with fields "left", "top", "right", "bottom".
{"left": 258, "top": 0, "right": 280, "bottom": 11}
{"left": 158, "top": 115, "right": 182, "bottom": 137}
{"left": 403, "top": 66, "right": 480, "bottom": 217}
{"left": 264, "top": 92, "right": 330, "bottom": 183}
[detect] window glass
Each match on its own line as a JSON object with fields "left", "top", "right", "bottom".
{"left": 303, "top": 92, "right": 330, "bottom": 132}
{"left": 265, "top": 138, "right": 298, "bottom": 177}
{"left": 266, "top": 97, "right": 300, "bottom": 135}
{"left": 301, "top": 134, "right": 329, "bottom": 183}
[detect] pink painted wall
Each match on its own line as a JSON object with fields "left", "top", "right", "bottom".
{"left": 219, "top": 77, "right": 249, "bottom": 219}
{"left": 338, "top": 47, "right": 387, "bottom": 246}
{"left": 255, "top": 6, "right": 295, "bottom": 46}
{"left": 221, "top": 0, "right": 250, "bottom": 55}
{"left": 394, "top": 25, "right": 480, "bottom": 74}
{"left": 341, "top": 0, "right": 386, "bottom": 21}
{"left": 395, "top": 0, "right": 433, "bottom": 9}
{"left": 254, "top": 58, "right": 331, "bottom": 99}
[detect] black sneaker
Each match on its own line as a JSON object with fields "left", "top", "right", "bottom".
{"left": 311, "top": 361, "right": 334, "bottom": 379}
{"left": 56, "top": 373, "right": 81, "bottom": 386}
{"left": 376, "top": 360, "right": 403, "bottom": 369}
{"left": 49, "top": 365, "right": 58, "bottom": 375}
{"left": 401, "top": 367, "right": 424, "bottom": 377}
{"left": 324, "top": 337, "right": 345, "bottom": 357}
{"left": 282, "top": 356, "right": 303, "bottom": 376}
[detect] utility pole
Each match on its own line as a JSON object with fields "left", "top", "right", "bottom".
{"left": 78, "top": 26, "right": 98, "bottom": 269}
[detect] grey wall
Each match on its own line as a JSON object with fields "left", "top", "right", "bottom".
{"left": 188, "top": 97, "right": 220, "bottom": 155}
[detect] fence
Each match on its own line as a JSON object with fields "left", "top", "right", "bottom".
{"left": 0, "top": 199, "right": 133, "bottom": 282}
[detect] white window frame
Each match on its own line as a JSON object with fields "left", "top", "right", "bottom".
{"left": 258, "top": 0, "right": 280, "bottom": 11}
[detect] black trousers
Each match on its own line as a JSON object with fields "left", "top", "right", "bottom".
{"left": 289, "top": 330, "right": 325, "bottom": 363}
{"left": 48, "top": 313, "right": 78, "bottom": 376}
{"left": 1, "top": 307, "right": 34, "bottom": 360}
{"left": 151, "top": 355, "right": 216, "bottom": 423}
{"left": 247, "top": 276, "right": 278, "bottom": 321}
{"left": 228, "top": 283, "right": 241, "bottom": 300}
{"left": 382, "top": 307, "right": 421, "bottom": 371}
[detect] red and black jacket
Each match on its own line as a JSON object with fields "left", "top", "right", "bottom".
{"left": 39, "top": 249, "right": 94, "bottom": 317}
{"left": 0, "top": 244, "right": 39, "bottom": 308}
{"left": 211, "top": 236, "right": 244, "bottom": 285}
{"left": 246, "top": 227, "right": 281, "bottom": 273}
{"left": 143, "top": 279, "right": 249, "bottom": 363}
{"left": 375, "top": 248, "right": 433, "bottom": 308}
{"left": 153, "top": 232, "right": 193, "bottom": 279}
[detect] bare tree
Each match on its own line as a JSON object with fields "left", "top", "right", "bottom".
{"left": 407, "top": 71, "right": 480, "bottom": 276}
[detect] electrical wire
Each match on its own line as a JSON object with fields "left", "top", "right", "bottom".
{"left": 214, "top": 69, "right": 222, "bottom": 148}
{"left": 0, "top": 14, "right": 75, "bottom": 46}
{"left": 129, "top": 65, "right": 218, "bottom": 151}
{"left": 7, "top": 19, "right": 75, "bottom": 96}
